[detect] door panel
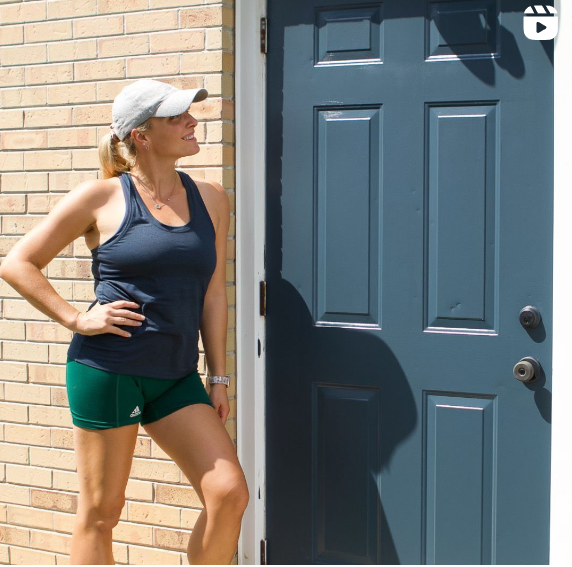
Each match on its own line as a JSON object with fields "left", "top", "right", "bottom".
{"left": 266, "top": 1, "right": 553, "bottom": 563}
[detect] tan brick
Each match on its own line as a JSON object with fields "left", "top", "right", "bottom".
{"left": 1, "top": 172, "right": 48, "bottom": 193}
{"left": 46, "top": 258, "right": 92, "bottom": 279}
{"left": 1, "top": 214, "right": 44, "bottom": 234}
{"left": 48, "top": 171, "right": 96, "bottom": 192}
{"left": 0, "top": 523, "right": 29, "bottom": 546}
{"left": 0, "top": 67, "right": 25, "bottom": 88}
{"left": 31, "top": 489, "right": 77, "bottom": 513}
{"left": 72, "top": 281, "right": 96, "bottom": 302}
{"left": 26, "top": 193, "right": 65, "bottom": 213}
{"left": 2, "top": 300, "right": 49, "bottom": 321}
{"left": 24, "top": 107, "right": 72, "bottom": 128}
{"left": 9, "top": 547, "right": 57, "bottom": 565}
{"left": 98, "top": 0, "right": 148, "bottom": 14}
{"left": 73, "top": 238, "right": 92, "bottom": 258}
{"left": 112, "top": 521, "right": 153, "bottom": 545}
{"left": 181, "top": 51, "right": 229, "bottom": 74}
{"left": 50, "top": 510, "right": 74, "bottom": 534}
{"left": 180, "top": 6, "right": 233, "bottom": 28}
{"left": 125, "top": 10, "right": 177, "bottom": 34}
{"left": 48, "top": 344, "right": 69, "bottom": 365}
{"left": 25, "top": 149, "right": 73, "bottom": 171}
{"left": 50, "top": 387, "right": 68, "bottom": 408}
{"left": 127, "top": 502, "right": 180, "bottom": 528}
{"left": 0, "top": 401, "right": 27, "bottom": 423}
{"left": 2, "top": 130, "right": 47, "bottom": 151}
{"left": 5, "top": 424, "right": 50, "bottom": 447}
{"left": 1, "top": 44, "right": 47, "bottom": 66}
{"left": 151, "top": 0, "right": 202, "bottom": 7}
{"left": 50, "top": 428, "right": 73, "bottom": 450}
{"left": 0, "top": 312, "right": 26, "bottom": 337}
{"left": 5, "top": 383, "right": 50, "bottom": 405}
{"left": 71, "top": 149, "right": 100, "bottom": 170}
{"left": 0, "top": 2, "right": 47, "bottom": 25}
{"left": 48, "top": 39, "right": 97, "bottom": 63}
{"left": 0, "top": 483, "right": 30, "bottom": 505}
{"left": 0, "top": 543, "right": 8, "bottom": 564}
{"left": 127, "top": 544, "right": 181, "bottom": 565}
{"left": 180, "top": 508, "right": 201, "bottom": 530}
{"left": 0, "top": 361, "right": 27, "bottom": 382}
{"left": 133, "top": 436, "right": 151, "bottom": 457}
{"left": 74, "top": 15, "right": 123, "bottom": 39}
{"left": 30, "top": 447, "right": 75, "bottom": 471}
{"left": 1, "top": 86, "right": 47, "bottom": 109}
{"left": 98, "top": 35, "right": 148, "bottom": 58}
{"left": 25, "top": 323, "right": 72, "bottom": 343}
{"left": 155, "top": 484, "right": 203, "bottom": 508}
{"left": 29, "top": 406, "right": 72, "bottom": 428}
{"left": 126, "top": 55, "right": 179, "bottom": 78}
{"left": 7, "top": 504, "right": 53, "bottom": 531}
{"left": 130, "top": 459, "right": 180, "bottom": 483}
{"left": 0, "top": 505, "right": 5, "bottom": 523}
{"left": 51, "top": 471, "right": 77, "bottom": 493}
{"left": 26, "top": 63, "right": 74, "bottom": 86}
{"left": 154, "top": 527, "right": 189, "bottom": 551}
{"left": 6, "top": 464, "right": 51, "bottom": 489}
{"left": 125, "top": 479, "right": 154, "bottom": 502}
{"left": 0, "top": 442, "right": 29, "bottom": 464}
{"left": 206, "top": 28, "right": 233, "bottom": 51}
{"left": 2, "top": 340, "right": 48, "bottom": 363}
{"left": 30, "top": 529, "right": 71, "bottom": 554}
{"left": 0, "top": 109, "right": 24, "bottom": 129}
{"left": 0, "top": 24, "right": 24, "bottom": 46}
{"left": 25, "top": 19, "right": 72, "bottom": 44}
{"left": 150, "top": 30, "right": 204, "bottom": 54}
{"left": 48, "top": 83, "right": 97, "bottom": 106}
{"left": 74, "top": 58, "right": 125, "bottom": 81}
{"left": 47, "top": 0, "right": 97, "bottom": 20}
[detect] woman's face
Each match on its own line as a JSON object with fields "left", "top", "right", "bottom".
{"left": 142, "top": 109, "right": 200, "bottom": 159}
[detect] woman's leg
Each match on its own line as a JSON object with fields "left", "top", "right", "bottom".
{"left": 143, "top": 403, "right": 250, "bottom": 565}
{"left": 70, "top": 423, "right": 139, "bottom": 565}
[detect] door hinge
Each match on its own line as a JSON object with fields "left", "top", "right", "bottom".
{"left": 260, "top": 538, "right": 267, "bottom": 565}
{"left": 260, "top": 17, "right": 267, "bottom": 54}
{"left": 260, "top": 280, "right": 267, "bottom": 316}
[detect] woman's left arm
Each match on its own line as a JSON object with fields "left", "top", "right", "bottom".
{"left": 199, "top": 181, "right": 231, "bottom": 424}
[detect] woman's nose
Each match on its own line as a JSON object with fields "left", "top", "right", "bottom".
{"left": 186, "top": 114, "right": 198, "bottom": 127}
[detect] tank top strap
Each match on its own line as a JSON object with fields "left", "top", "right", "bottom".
{"left": 178, "top": 170, "right": 216, "bottom": 234}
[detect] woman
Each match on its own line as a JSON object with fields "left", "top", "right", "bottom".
{"left": 0, "top": 78, "right": 249, "bottom": 565}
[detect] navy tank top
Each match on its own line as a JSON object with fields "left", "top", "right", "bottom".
{"left": 67, "top": 170, "right": 217, "bottom": 379}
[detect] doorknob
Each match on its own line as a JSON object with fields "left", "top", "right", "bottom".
{"left": 519, "top": 305, "right": 541, "bottom": 328}
{"left": 513, "top": 357, "right": 542, "bottom": 383}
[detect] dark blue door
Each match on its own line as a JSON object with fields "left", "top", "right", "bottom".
{"left": 265, "top": 1, "right": 553, "bottom": 563}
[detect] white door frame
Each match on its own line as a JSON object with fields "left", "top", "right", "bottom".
{"left": 235, "top": 0, "right": 572, "bottom": 563}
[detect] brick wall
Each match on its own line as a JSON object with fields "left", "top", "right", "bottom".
{"left": 0, "top": 0, "right": 236, "bottom": 564}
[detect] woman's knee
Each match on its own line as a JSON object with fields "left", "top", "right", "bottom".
{"left": 77, "top": 493, "right": 126, "bottom": 532}
{"left": 206, "top": 473, "right": 250, "bottom": 512}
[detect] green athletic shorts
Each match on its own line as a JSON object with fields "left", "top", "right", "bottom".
{"left": 66, "top": 357, "right": 215, "bottom": 430}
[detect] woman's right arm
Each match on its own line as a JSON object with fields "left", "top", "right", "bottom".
{"left": 0, "top": 180, "right": 105, "bottom": 331}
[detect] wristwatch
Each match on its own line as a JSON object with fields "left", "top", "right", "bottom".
{"left": 208, "top": 374, "right": 230, "bottom": 387}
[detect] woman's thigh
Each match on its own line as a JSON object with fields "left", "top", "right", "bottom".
{"left": 142, "top": 404, "right": 249, "bottom": 507}
{"left": 73, "top": 423, "right": 139, "bottom": 511}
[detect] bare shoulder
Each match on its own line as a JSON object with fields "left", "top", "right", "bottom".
{"left": 194, "top": 179, "right": 230, "bottom": 231}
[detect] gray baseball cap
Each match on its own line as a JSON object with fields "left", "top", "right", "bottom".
{"left": 111, "top": 79, "right": 208, "bottom": 141}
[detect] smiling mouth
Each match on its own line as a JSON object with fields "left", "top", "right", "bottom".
{"left": 182, "top": 134, "right": 196, "bottom": 141}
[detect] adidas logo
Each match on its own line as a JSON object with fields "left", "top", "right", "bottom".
{"left": 130, "top": 406, "right": 141, "bottom": 418}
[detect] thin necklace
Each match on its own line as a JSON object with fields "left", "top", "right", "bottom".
{"left": 132, "top": 173, "right": 178, "bottom": 210}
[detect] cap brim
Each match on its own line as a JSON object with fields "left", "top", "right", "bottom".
{"left": 153, "top": 88, "right": 208, "bottom": 118}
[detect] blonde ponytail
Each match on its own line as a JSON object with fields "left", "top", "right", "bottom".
{"left": 98, "top": 119, "right": 153, "bottom": 179}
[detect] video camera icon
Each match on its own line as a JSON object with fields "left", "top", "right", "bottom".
{"left": 524, "top": 5, "right": 558, "bottom": 40}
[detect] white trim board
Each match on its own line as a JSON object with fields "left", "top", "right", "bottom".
{"left": 236, "top": 1, "right": 571, "bottom": 563}
{"left": 549, "top": 0, "right": 572, "bottom": 563}
{"left": 236, "top": 0, "right": 267, "bottom": 564}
